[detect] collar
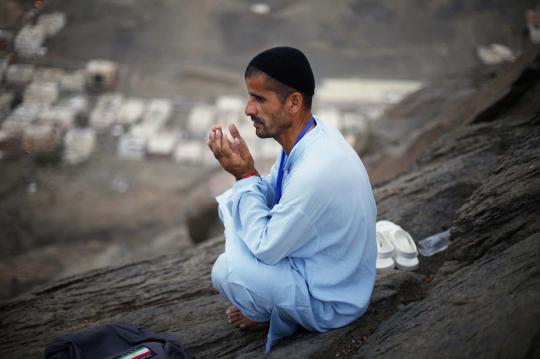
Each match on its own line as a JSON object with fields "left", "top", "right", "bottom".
{"left": 281, "top": 117, "right": 323, "bottom": 172}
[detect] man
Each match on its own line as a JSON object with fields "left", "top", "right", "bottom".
{"left": 207, "top": 46, "right": 377, "bottom": 352}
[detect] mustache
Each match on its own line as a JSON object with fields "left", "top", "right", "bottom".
{"left": 250, "top": 116, "right": 264, "bottom": 124}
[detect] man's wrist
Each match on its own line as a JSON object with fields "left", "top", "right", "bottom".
{"left": 236, "top": 171, "right": 259, "bottom": 181}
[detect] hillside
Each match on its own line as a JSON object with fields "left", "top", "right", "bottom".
{"left": 1, "top": 45, "right": 538, "bottom": 358}
{"left": 39, "top": 0, "right": 537, "bottom": 97}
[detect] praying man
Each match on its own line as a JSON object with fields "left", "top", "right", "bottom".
{"left": 207, "top": 46, "right": 377, "bottom": 352}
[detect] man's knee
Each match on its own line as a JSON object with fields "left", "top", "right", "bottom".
{"left": 212, "top": 252, "right": 292, "bottom": 306}
{"left": 211, "top": 253, "right": 228, "bottom": 293}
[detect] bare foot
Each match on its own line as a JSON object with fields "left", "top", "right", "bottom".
{"left": 226, "top": 305, "right": 269, "bottom": 331}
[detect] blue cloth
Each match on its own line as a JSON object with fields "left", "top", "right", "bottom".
{"left": 212, "top": 118, "right": 377, "bottom": 352}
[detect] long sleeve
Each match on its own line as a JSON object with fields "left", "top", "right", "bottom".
{"left": 216, "top": 159, "right": 277, "bottom": 227}
{"left": 259, "top": 162, "right": 277, "bottom": 208}
{"left": 230, "top": 169, "right": 321, "bottom": 265}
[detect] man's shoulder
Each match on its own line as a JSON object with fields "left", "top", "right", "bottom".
{"left": 295, "top": 148, "right": 365, "bottom": 188}
{"left": 304, "top": 133, "right": 362, "bottom": 171}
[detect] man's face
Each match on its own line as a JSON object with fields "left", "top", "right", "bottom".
{"left": 244, "top": 74, "right": 290, "bottom": 139}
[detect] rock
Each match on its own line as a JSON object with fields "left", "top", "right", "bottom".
{"left": 374, "top": 46, "right": 540, "bottom": 275}
{"left": 363, "top": 78, "right": 475, "bottom": 154}
{"left": 366, "top": 46, "right": 540, "bottom": 185}
{"left": 354, "top": 48, "right": 540, "bottom": 358}
{"left": 358, "top": 233, "right": 540, "bottom": 359}
{"left": 183, "top": 168, "right": 232, "bottom": 244}
{"left": 0, "top": 237, "right": 424, "bottom": 358}
{"left": 356, "top": 133, "right": 540, "bottom": 358}
{"left": 374, "top": 119, "right": 500, "bottom": 241}
{"left": 449, "top": 123, "right": 540, "bottom": 262}
{"left": 1, "top": 46, "right": 539, "bottom": 359}
{"left": 375, "top": 108, "right": 540, "bottom": 243}
{"left": 185, "top": 200, "right": 221, "bottom": 244}
{"left": 0, "top": 238, "right": 228, "bottom": 358}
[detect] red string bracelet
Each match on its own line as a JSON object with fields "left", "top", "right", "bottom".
{"left": 240, "top": 171, "right": 259, "bottom": 180}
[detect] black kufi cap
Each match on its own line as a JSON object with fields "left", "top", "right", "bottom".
{"left": 247, "top": 46, "right": 315, "bottom": 95}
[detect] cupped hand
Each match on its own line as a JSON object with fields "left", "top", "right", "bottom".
{"left": 207, "top": 124, "right": 257, "bottom": 180}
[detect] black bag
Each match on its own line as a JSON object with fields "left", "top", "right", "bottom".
{"left": 45, "top": 323, "right": 191, "bottom": 359}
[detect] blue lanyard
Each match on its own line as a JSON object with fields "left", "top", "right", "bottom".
{"left": 275, "top": 117, "right": 316, "bottom": 204}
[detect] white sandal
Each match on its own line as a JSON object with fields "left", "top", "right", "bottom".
{"left": 376, "top": 231, "right": 395, "bottom": 273}
{"left": 376, "top": 220, "right": 419, "bottom": 271}
{"left": 390, "top": 228, "right": 419, "bottom": 271}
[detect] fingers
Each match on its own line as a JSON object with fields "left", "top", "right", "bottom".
{"left": 207, "top": 126, "right": 219, "bottom": 145}
{"left": 228, "top": 124, "right": 249, "bottom": 153}
{"left": 228, "top": 124, "right": 242, "bottom": 152}
{"left": 208, "top": 124, "right": 254, "bottom": 179}
{"left": 208, "top": 126, "right": 220, "bottom": 142}
{"left": 208, "top": 125, "right": 238, "bottom": 167}
{"left": 207, "top": 126, "right": 224, "bottom": 156}
{"left": 220, "top": 132, "right": 234, "bottom": 156}
{"left": 207, "top": 131, "right": 215, "bottom": 154}
{"left": 214, "top": 127, "right": 223, "bottom": 153}
{"left": 229, "top": 124, "right": 241, "bottom": 140}
{"left": 207, "top": 129, "right": 214, "bottom": 148}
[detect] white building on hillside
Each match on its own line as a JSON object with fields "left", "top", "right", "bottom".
{"left": 6, "top": 64, "right": 35, "bottom": 85}
{"left": 85, "top": 59, "right": 119, "bottom": 90}
{"left": 316, "top": 78, "right": 422, "bottom": 106}
{"left": 142, "top": 98, "right": 172, "bottom": 129}
{"left": 215, "top": 96, "right": 245, "bottom": 123}
{"left": 187, "top": 104, "right": 216, "bottom": 138}
{"left": 90, "top": 93, "right": 123, "bottom": 130}
{"left": 63, "top": 128, "right": 96, "bottom": 164}
{"left": 24, "top": 82, "right": 59, "bottom": 105}
{"left": 118, "top": 98, "right": 145, "bottom": 126}
{"left": 147, "top": 132, "right": 178, "bottom": 158}
{"left": 37, "top": 12, "right": 66, "bottom": 38}
{"left": 527, "top": 8, "right": 540, "bottom": 43}
{"left": 117, "top": 133, "right": 146, "bottom": 160}
{"left": 39, "top": 106, "right": 77, "bottom": 131}
{"left": 173, "top": 140, "right": 203, "bottom": 164}
{"left": 15, "top": 24, "right": 46, "bottom": 56}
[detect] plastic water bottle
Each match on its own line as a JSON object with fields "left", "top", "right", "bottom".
{"left": 418, "top": 229, "right": 451, "bottom": 256}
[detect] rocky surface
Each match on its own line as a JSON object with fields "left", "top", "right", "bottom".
{"left": 357, "top": 48, "right": 540, "bottom": 358}
{"left": 362, "top": 78, "right": 477, "bottom": 184}
{"left": 365, "top": 46, "right": 540, "bottom": 185}
{"left": 0, "top": 235, "right": 425, "bottom": 358}
{"left": 1, "top": 48, "right": 539, "bottom": 358}
{"left": 358, "top": 117, "right": 540, "bottom": 358}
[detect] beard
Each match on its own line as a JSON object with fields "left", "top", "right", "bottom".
{"left": 251, "top": 109, "right": 289, "bottom": 139}
{"left": 251, "top": 116, "right": 272, "bottom": 138}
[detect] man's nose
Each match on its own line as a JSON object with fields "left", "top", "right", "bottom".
{"left": 245, "top": 99, "right": 256, "bottom": 117}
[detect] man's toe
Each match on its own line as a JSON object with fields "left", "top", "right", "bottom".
{"left": 226, "top": 305, "right": 240, "bottom": 315}
{"left": 229, "top": 315, "right": 243, "bottom": 326}
{"left": 228, "top": 311, "right": 243, "bottom": 322}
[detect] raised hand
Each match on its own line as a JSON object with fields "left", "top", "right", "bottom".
{"left": 228, "top": 124, "right": 252, "bottom": 159}
{"left": 207, "top": 124, "right": 257, "bottom": 180}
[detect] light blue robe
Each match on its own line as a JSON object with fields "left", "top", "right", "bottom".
{"left": 211, "top": 118, "right": 377, "bottom": 352}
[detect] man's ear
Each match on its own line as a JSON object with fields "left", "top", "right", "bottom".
{"left": 288, "top": 92, "right": 303, "bottom": 114}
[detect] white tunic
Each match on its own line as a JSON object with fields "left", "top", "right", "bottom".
{"left": 212, "top": 119, "right": 377, "bottom": 352}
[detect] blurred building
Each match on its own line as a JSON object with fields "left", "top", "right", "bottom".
{"left": 85, "top": 60, "right": 119, "bottom": 91}
{"left": 527, "top": 8, "right": 540, "bottom": 44}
